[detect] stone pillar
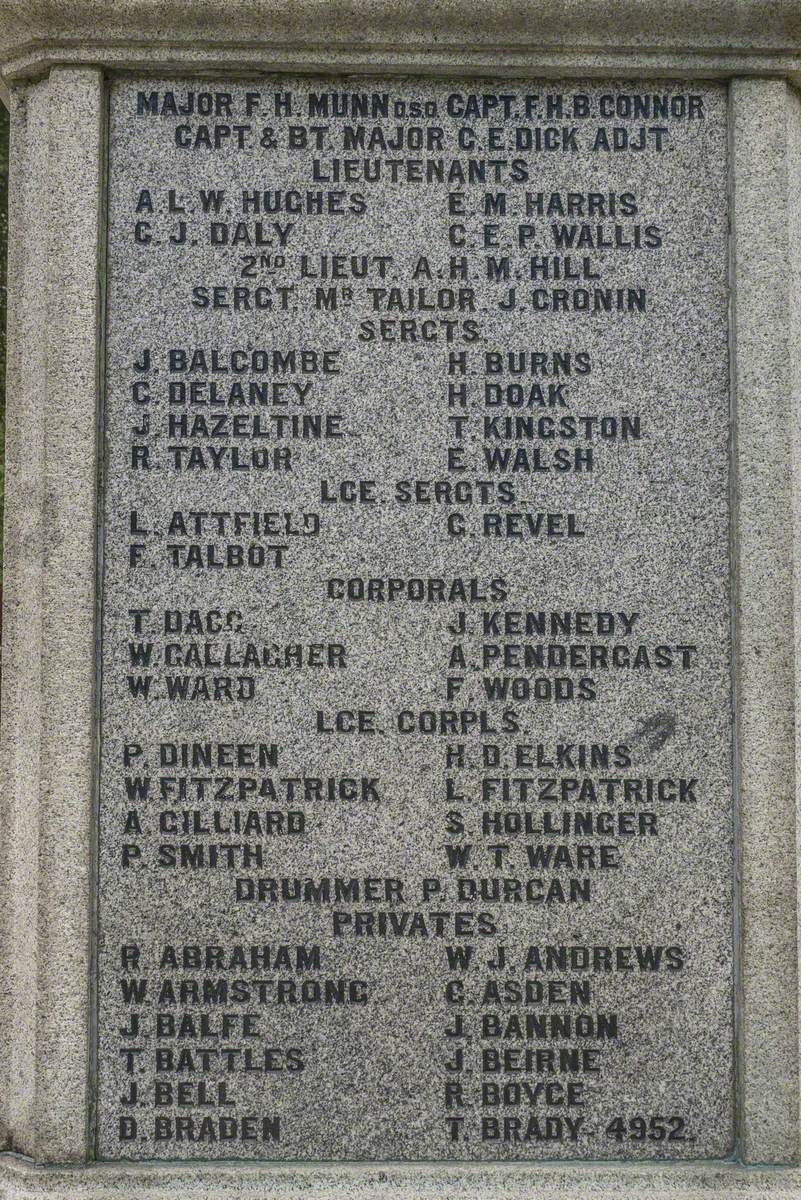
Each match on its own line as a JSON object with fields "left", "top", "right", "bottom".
{"left": 0, "top": 66, "right": 102, "bottom": 1163}
{"left": 730, "top": 77, "right": 801, "bottom": 1166}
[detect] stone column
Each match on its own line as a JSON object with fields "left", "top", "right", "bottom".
{"left": 730, "top": 76, "right": 801, "bottom": 1166}
{"left": 0, "top": 66, "right": 102, "bottom": 1163}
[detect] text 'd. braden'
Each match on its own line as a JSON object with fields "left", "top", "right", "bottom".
{"left": 97, "top": 78, "right": 734, "bottom": 1161}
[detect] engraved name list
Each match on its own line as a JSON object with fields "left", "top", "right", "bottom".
{"left": 96, "top": 78, "right": 734, "bottom": 1162}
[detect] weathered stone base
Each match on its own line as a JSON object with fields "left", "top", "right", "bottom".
{"left": 3, "top": 1156, "right": 801, "bottom": 1200}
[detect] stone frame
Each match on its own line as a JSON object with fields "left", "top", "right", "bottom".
{"left": 2, "top": 3, "right": 801, "bottom": 1194}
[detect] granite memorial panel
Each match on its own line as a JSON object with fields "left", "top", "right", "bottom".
{"left": 94, "top": 76, "right": 734, "bottom": 1163}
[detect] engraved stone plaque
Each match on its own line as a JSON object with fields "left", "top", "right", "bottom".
{"left": 97, "top": 77, "right": 733, "bottom": 1161}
